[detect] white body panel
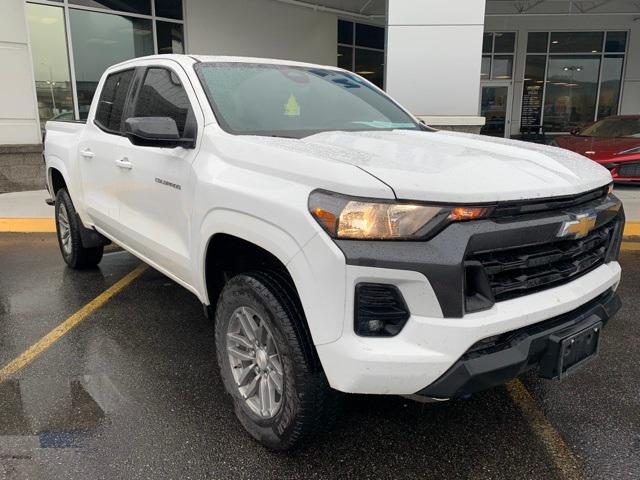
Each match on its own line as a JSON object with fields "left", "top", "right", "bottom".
{"left": 44, "top": 55, "right": 618, "bottom": 395}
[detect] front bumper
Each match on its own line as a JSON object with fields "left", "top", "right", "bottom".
{"left": 315, "top": 261, "right": 621, "bottom": 395}
{"left": 418, "top": 288, "right": 620, "bottom": 399}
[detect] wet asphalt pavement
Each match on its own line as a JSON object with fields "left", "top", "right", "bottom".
{"left": 0, "top": 233, "right": 638, "bottom": 480}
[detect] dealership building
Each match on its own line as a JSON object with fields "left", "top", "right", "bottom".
{"left": 1, "top": 0, "right": 640, "bottom": 191}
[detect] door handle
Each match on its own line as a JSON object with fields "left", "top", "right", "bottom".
{"left": 80, "top": 149, "right": 95, "bottom": 159}
{"left": 115, "top": 157, "right": 133, "bottom": 170}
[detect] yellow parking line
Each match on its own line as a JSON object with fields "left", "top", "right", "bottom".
{"left": 0, "top": 218, "right": 56, "bottom": 233}
{"left": 0, "top": 264, "right": 148, "bottom": 383}
{"left": 621, "top": 242, "right": 640, "bottom": 251}
{"left": 506, "top": 380, "right": 583, "bottom": 480}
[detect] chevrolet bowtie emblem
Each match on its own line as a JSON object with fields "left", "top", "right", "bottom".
{"left": 558, "top": 212, "right": 597, "bottom": 239}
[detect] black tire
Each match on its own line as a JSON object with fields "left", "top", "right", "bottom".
{"left": 215, "top": 270, "right": 340, "bottom": 450}
{"left": 54, "top": 188, "right": 103, "bottom": 269}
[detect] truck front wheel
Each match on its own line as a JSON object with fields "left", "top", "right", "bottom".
{"left": 55, "top": 188, "right": 103, "bottom": 269}
{"left": 215, "top": 271, "right": 339, "bottom": 450}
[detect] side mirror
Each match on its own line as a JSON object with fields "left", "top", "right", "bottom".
{"left": 124, "top": 117, "right": 195, "bottom": 148}
{"left": 570, "top": 127, "right": 580, "bottom": 136}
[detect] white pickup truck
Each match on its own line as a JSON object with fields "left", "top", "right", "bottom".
{"left": 44, "top": 54, "right": 624, "bottom": 450}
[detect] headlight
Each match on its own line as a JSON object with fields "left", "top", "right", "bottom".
{"left": 308, "top": 190, "right": 488, "bottom": 240}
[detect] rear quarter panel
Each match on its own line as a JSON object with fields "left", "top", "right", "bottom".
{"left": 44, "top": 121, "right": 87, "bottom": 217}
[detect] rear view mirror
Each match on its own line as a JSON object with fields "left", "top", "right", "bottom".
{"left": 124, "top": 117, "right": 195, "bottom": 148}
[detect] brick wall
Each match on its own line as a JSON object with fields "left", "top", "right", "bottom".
{"left": 0, "top": 144, "right": 45, "bottom": 193}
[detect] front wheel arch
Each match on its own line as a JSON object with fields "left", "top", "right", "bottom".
{"left": 204, "top": 233, "right": 321, "bottom": 372}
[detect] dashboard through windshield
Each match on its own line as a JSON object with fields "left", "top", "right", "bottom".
{"left": 195, "top": 62, "right": 420, "bottom": 138}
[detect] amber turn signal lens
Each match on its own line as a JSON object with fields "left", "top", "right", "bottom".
{"left": 448, "top": 207, "right": 488, "bottom": 221}
{"left": 311, "top": 207, "right": 338, "bottom": 232}
{"left": 607, "top": 183, "right": 614, "bottom": 195}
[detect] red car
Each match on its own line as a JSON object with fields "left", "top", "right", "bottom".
{"left": 552, "top": 115, "right": 640, "bottom": 183}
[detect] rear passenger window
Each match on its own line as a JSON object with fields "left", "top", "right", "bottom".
{"left": 133, "top": 68, "right": 192, "bottom": 137}
{"left": 95, "top": 69, "right": 134, "bottom": 133}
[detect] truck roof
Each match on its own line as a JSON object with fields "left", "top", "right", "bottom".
{"left": 108, "top": 54, "right": 343, "bottom": 72}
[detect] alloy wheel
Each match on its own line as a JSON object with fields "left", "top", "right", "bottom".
{"left": 226, "top": 306, "right": 284, "bottom": 418}
{"left": 57, "top": 203, "right": 72, "bottom": 255}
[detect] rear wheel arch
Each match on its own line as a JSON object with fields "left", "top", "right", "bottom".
{"left": 204, "top": 233, "right": 321, "bottom": 372}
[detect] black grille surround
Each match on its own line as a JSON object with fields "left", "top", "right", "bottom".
{"left": 336, "top": 192, "right": 624, "bottom": 318}
{"left": 466, "top": 220, "right": 618, "bottom": 304}
{"left": 490, "top": 185, "right": 609, "bottom": 217}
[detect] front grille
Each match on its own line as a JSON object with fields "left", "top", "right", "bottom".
{"left": 466, "top": 220, "right": 617, "bottom": 303}
{"left": 618, "top": 163, "right": 640, "bottom": 177}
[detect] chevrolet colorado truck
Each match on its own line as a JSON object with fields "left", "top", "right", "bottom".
{"left": 44, "top": 55, "right": 624, "bottom": 450}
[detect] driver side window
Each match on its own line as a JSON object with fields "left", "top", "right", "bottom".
{"left": 133, "top": 67, "right": 193, "bottom": 137}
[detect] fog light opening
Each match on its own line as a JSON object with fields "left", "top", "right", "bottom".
{"left": 354, "top": 283, "right": 410, "bottom": 337}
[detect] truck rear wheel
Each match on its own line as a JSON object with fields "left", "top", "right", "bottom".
{"left": 215, "top": 271, "right": 339, "bottom": 450}
{"left": 55, "top": 188, "right": 103, "bottom": 269}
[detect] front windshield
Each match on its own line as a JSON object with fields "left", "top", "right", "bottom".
{"left": 580, "top": 117, "right": 640, "bottom": 138}
{"left": 196, "top": 63, "right": 419, "bottom": 138}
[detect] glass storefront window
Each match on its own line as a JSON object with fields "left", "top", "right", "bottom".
{"left": 157, "top": 21, "right": 184, "bottom": 54}
{"left": 605, "top": 31, "right": 627, "bottom": 53}
{"left": 549, "top": 32, "right": 604, "bottom": 53}
{"left": 598, "top": 55, "right": 624, "bottom": 120}
{"left": 354, "top": 48, "right": 384, "bottom": 89}
{"left": 26, "top": 3, "right": 74, "bottom": 124}
{"left": 494, "top": 32, "right": 515, "bottom": 53}
{"left": 480, "top": 86, "right": 509, "bottom": 137}
{"left": 527, "top": 32, "right": 548, "bottom": 53}
{"left": 492, "top": 56, "right": 513, "bottom": 80}
{"left": 338, "top": 20, "right": 353, "bottom": 45}
{"left": 338, "top": 20, "right": 385, "bottom": 89}
{"left": 69, "top": 9, "right": 153, "bottom": 112}
{"left": 355, "top": 23, "right": 385, "bottom": 50}
{"left": 543, "top": 56, "right": 601, "bottom": 132}
{"left": 337, "top": 45, "right": 353, "bottom": 71}
{"left": 521, "top": 56, "right": 546, "bottom": 128}
{"left": 481, "top": 56, "right": 491, "bottom": 79}
{"left": 69, "top": 0, "right": 151, "bottom": 15}
{"left": 482, "top": 32, "right": 516, "bottom": 80}
{"left": 155, "top": 0, "right": 183, "bottom": 20}
{"left": 482, "top": 33, "right": 493, "bottom": 54}
{"left": 521, "top": 31, "right": 627, "bottom": 133}
{"left": 27, "top": 1, "right": 185, "bottom": 122}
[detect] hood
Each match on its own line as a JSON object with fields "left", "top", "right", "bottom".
{"left": 555, "top": 135, "right": 640, "bottom": 162}
{"left": 295, "top": 130, "right": 611, "bottom": 203}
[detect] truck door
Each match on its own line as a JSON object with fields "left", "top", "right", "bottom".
{"left": 79, "top": 68, "right": 135, "bottom": 231}
{"left": 115, "top": 63, "right": 201, "bottom": 285}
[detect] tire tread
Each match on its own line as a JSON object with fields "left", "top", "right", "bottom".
{"left": 215, "top": 269, "right": 341, "bottom": 450}
{"left": 55, "top": 188, "right": 103, "bottom": 269}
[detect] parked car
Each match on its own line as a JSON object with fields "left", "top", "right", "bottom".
{"left": 552, "top": 115, "right": 640, "bottom": 183}
{"left": 44, "top": 55, "right": 624, "bottom": 450}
